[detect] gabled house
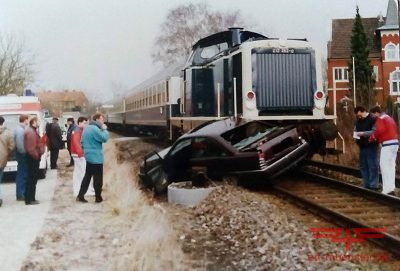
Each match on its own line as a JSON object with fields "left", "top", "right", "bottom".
{"left": 327, "top": 0, "right": 399, "bottom": 108}
{"left": 37, "top": 89, "right": 89, "bottom": 117}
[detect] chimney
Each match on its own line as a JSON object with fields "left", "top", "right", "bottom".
{"left": 229, "top": 27, "right": 244, "bottom": 47}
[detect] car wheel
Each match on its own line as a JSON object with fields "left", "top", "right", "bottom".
{"left": 153, "top": 178, "right": 169, "bottom": 196}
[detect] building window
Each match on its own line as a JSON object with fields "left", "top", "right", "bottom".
{"left": 334, "top": 67, "right": 349, "bottom": 82}
{"left": 390, "top": 69, "right": 400, "bottom": 95}
{"left": 373, "top": 66, "right": 379, "bottom": 82}
{"left": 385, "top": 44, "right": 397, "bottom": 60}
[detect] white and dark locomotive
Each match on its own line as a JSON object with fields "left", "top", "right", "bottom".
{"left": 106, "top": 28, "right": 337, "bottom": 153}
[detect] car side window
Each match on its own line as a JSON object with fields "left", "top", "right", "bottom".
{"left": 170, "top": 138, "right": 192, "bottom": 156}
{"left": 191, "top": 137, "right": 228, "bottom": 158}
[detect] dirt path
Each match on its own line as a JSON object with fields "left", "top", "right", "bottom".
{"left": 22, "top": 140, "right": 186, "bottom": 271}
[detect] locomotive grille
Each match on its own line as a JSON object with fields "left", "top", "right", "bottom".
{"left": 252, "top": 50, "right": 315, "bottom": 114}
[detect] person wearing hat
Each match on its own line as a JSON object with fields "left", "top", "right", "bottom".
{"left": 46, "top": 117, "right": 63, "bottom": 169}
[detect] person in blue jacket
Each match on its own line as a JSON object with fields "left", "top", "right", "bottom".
{"left": 76, "top": 113, "right": 109, "bottom": 203}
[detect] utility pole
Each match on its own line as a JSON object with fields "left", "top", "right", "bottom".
{"left": 398, "top": 0, "right": 400, "bottom": 65}
{"left": 352, "top": 57, "right": 356, "bottom": 107}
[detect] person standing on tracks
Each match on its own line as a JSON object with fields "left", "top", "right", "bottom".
{"left": 66, "top": 118, "right": 77, "bottom": 167}
{"left": 353, "top": 106, "right": 379, "bottom": 191}
{"left": 76, "top": 113, "right": 109, "bottom": 203}
{"left": 369, "top": 106, "right": 399, "bottom": 196}
{"left": 0, "top": 116, "right": 16, "bottom": 207}
{"left": 71, "top": 116, "right": 95, "bottom": 197}
{"left": 46, "top": 117, "right": 63, "bottom": 169}
{"left": 24, "top": 116, "right": 45, "bottom": 205}
{"left": 14, "top": 114, "right": 29, "bottom": 201}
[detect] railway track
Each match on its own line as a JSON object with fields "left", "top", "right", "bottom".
{"left": 304, "top": 159, "right": 400, "bottom": 187}
{"left": 273, "top": 171, "right": 400, "bottom": 257}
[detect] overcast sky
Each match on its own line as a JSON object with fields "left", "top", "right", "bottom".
{"left": 0, "top": 0, "right": 390, "bottom": 102}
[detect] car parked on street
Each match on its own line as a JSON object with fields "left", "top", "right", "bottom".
{"left": 139, "top": 118, "right": 310, "bottom": 194}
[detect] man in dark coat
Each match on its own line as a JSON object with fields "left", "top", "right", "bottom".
{"left": 24, "top": 117, "right": 45, "bottom": 205}
{"left": 66, "top": 118, "right": 77, "bottom": 167}
{"left": 46, "top": 117, "right": 63, "bottom": 169}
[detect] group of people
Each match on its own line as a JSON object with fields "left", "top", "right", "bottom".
{"left": 0, "top": 115, "right": 45, "bottom": 206}
{"left": 0, "top": 113, "right": 109, "bottom": 207}
{"left": 354, "top": 105, "right": 398, "bottom": 195}
{"left": 45, "top": 113, "right": 110, "bottom": 203}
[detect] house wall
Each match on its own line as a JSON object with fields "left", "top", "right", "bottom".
{"left": 380, "top": 31, "right": 400, "bottom": 104}
{"left": 327, "top": 58, "right": 384, "bottom": 108}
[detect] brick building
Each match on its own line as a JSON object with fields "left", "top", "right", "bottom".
{"left": 327, "top": 0, "right": 400, "bottom": 109}
{"left": 37, "top": 90, "right": 89, "bottom": 117}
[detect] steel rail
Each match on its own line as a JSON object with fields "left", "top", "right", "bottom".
{"left": 304, "top": 159, "right": 400, "bottom": 187}
{"left": 273, "top": 171, "right": 400, "bottom": 257}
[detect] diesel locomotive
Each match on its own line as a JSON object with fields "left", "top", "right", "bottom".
{"left": 106, "top": 28, "right": 337, "bottom": 153}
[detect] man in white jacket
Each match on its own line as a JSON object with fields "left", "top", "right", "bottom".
{"left": 70, "top": 117, "right": 94, "bottom": 197}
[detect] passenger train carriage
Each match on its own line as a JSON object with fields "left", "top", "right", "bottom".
{"left": 106, "top": 28, "right": 337, "bottom": 153}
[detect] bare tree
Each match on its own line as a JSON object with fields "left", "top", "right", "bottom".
{"left": 0, "top": 34, "right": 34, "bottom": 96}
{"left": 110, "top": 80, "right": 128, "bottom": 100}
{"left": 152, "top": 3, "right": 248, "bottom": 67}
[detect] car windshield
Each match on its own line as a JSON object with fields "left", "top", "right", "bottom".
{"left": 221, "top": 122, "right": 278, "bottom": 151}
{"left": 232, "top": 129, "right": 275, "bottom": 150}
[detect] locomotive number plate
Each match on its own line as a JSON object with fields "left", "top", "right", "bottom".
{"left": 272, "top": 48, "right": 295, "bottom": 54}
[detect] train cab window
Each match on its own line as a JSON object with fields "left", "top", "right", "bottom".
{"left": 192, "top": 42, "right": 228, "bottom": 65}
{"left": 201, "top": 43, "right": 228, "bottom": 58}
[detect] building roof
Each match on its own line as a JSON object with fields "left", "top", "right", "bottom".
{"left": 37, "top": 90, "right": 88, "bottom": 104}
{"left": 378, "top": 0, "right": 398, "bottom": 30}
{"left": 36, "top": 90, "right": 89, "bottom": 117}
{"left": 328, "top": 17, "right": 382, "bottom": 59}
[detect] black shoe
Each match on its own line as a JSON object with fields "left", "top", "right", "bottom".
{"left": 76, "top": 196, "right": 88, "bottom": 203}
{"left": 95, "top": 196, "right": 103, "bottom": 203}
{"left": 387, "top": 191, "right": 396, "bottom": 196}
{"left": 25, "top": 200, "right": 40, "bottom": 205}
{"left": 17, "top": 197, "right": 25, "bottom": 201}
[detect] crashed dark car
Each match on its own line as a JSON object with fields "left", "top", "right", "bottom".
{"left": 139, "top": 118, "right": 310, "bottom": 193}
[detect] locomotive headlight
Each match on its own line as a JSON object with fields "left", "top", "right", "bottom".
{"left": 314, "top": 90, "right": 325, "bottom": 100}
{"left": 245, "top": 91, "right": 256, "bottom": 110}
{"left": 246, "top": 91, "right": 255, "bottom": 100}
{"left": 314, "top": 90, "right": 326, "bottom": 109}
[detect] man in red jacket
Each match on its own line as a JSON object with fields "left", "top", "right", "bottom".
{"left": 369, "top": 106, "right": 399, "bottom": 196}
{"left": 24, "top": 117, "right": 45, "bottom": 205}
{"left": 71, "top": 116, "right": 94, "bottom": 197}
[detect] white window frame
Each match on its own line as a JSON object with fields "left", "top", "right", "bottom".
{"left": 333, "top": 67, "right": 349, "bottom": 82}
{"left": 385, "top": 43, "right": 398, "bottom": 61}
{"left": 389, "top": 67, "right": 400, "bottom": 95}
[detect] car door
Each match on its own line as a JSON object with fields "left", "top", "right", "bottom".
{"left": 188, "top": 137, "right": 237, "bottom": 179}
{"left": 163, "top": 138, "right": 193, "bottom": 181}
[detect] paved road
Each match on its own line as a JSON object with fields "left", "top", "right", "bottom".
{"left": 0, "top": 169, "right": 57, "bottom": 271}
